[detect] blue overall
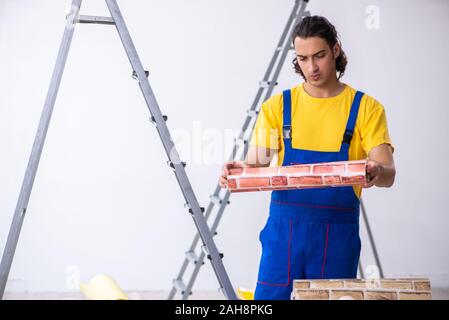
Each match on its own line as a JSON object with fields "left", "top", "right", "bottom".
{"left": 254, "top": 89, "right": 365, "bottom": 300}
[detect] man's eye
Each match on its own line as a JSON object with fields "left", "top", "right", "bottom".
{"left": 298, "top": 57, "right": 306, "bottom": 61}
{"left": 316, "top": 54, "right": 325, "bottom": 58}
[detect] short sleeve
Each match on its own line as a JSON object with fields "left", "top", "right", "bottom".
{"left": 249, "top": 100, "right": 281, "bottom": 149}
{"left": 360, "top": 99, "right": 395, "bottom": 154}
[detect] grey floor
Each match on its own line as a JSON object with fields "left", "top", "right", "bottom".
{"left": 3, "top": 288, "right": 449, "bottom": 300}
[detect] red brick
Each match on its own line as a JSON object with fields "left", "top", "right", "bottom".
{"left": 271, "top": 176, "right": 288, "bottom": 186}
{"left": 323, "top": 175, "right": 341, "bottom": 185}
{"left": 227, "top": 179, "right": 237, "bottom": 189}
{"left": 348, "top": 162, "right": 366, "bottom": 173}
{"left": 313, "top": 164, "right": 345, "bottom": 174}
{"left": 289, "top": 176, "right": 323, "bottom": 185}
{"left": 279, "top": 165, "right": 311, "bottom": 174}
{"left": 239, "top": 177, "right": 270, "bottom": 188}
{"left": 245, "top": 167, "right": 278, "bottom": 175}
{"left": 229, "top": 167, "right": 244, "bottom": 176}
{"left": 231, "top": 188, "right": 261, "bottom": 193}
{"left": 341, "top": 175, "right": 366, "bottom": 184}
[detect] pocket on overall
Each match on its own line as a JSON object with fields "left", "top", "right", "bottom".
{"left": 257, "top": 216, "right": 292, "bottom": 286}
{"left": 322, "top": 222, "right": 361, "bottom": 279}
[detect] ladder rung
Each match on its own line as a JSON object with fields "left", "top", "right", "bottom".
{"left": 201, "top": 245, "right": 223, "bottom": 260}
{"left": 259, "top": 80, "right": 278, "bottom": 88}
{"left": 210, "top": 195, "right": 230, "bottom": 205}
{"left": 185, "top": 250, "right": 200, "bottom": 265}
{"left": 173, "top": 279, "right": 187, "bottom": 293}
{"left": 234, "top": 138, "right": 248, "bottom": 145}
{"left": 246, "top": 109, "right": 259, "bottom": 117}
{"left": 75, "top": 15, "right": 115, "bottom": 25}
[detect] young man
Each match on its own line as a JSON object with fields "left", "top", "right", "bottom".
{"left": 220, "top": 16, "right": 395, "bottom": 300}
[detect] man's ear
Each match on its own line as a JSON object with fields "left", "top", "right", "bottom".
{"left": 333, "top": 43, "right": 340, "bottom": 59}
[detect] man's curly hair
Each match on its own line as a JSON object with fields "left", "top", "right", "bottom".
{"left": 292, "top": 16, "right": 348, "bottom": 80}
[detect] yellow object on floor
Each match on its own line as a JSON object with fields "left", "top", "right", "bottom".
{"left": 80, "top": 274, "right": 128, "bottom": 300}
{"left": 237, "top": 287, "right": 254, "bottom": 300}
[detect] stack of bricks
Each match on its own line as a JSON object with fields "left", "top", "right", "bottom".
{"left": 292, "top": 278, "right": 432, "bottom": 300}
{"left": 226, "top": 160, "right": 367, "bottom": 193}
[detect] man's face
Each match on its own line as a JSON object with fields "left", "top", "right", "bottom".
{"left": 294, "top": 36, "right": 339, "bottom": 86}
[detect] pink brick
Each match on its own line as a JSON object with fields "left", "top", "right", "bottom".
{"left": 313, "top": 164, "right": 345, "bottom": 174}
{"left": 245, "top": 167, "right": 278, "bottom": 175}
{"left": 231, "top": 188, "right": 261, "bottom": 193}
{"left": 229, "top": 167, "right": 244, "bottom": 176}
{"left": 227, "top": 179, "right": 237, "bottom": 189}
{"left": 289, "top": 176, "right": 323, "bottom": 185}
{"left": 279, "top": 165, "right": 311, "bottom": 174}
{"left": 239, "top": 177, "right": 270, "bottom": 188}
{"left": 348, "top": 162, "right": 366, "bottom": 173}
{"left": 271, "top": 176, "right": 288, "bottom": 186}
{"left": 225, "top": 160, "right": 367, "bottom": 193}
{"left": 323, "top": 175, "right": 341, "bottom": 185}
{"left": 341, "top": 175, "right": 366, "bottom": 184}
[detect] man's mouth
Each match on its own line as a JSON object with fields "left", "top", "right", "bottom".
{"left": 310, "top": 74, "right": 320, "bottom": 81}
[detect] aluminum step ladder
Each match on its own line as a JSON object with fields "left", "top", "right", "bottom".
{"left": 0, "top": 0, "right": 237, "bottom": 300}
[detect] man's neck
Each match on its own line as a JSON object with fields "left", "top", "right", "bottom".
{"left": 303, "top": 79, "right": 345, "bottom": 98}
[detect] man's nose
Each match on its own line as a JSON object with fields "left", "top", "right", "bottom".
{"left": 307, "top": 60, "right": 318, "bottom": 73}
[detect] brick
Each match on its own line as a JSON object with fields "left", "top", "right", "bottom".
{"left": 330, "top": 290, "right": 364, "bottom": 300}
{"left": 310, "top": 280, "right": 345, "bottom": 289}
{"left": 293, "top": 281, "right": 310, "bottom": 289}
{"left": 226, "top": 160, "right": 367, "bottom": 193}
{"left": 399, "top": 292, "right": 431, "bottom": 300}
{"left": 341, "top": 175, "right": 366, "bottom": 184}
{"left": 344, "top": 280, "right": 382, "bottom": 289}
{"left": 227, "top": 179, "right": 237, "bottom": 189}
{"left": 231, "top": 188, "right": 261, "bottom": 193}
{"left": 293, "top": 289, "right": 329, "bottom": 300}
{"left": 229, "top": 167, "right": 244, "bottom": 175}
{"left": 365, "top": 291, "right": 398, "bottom": 300}
{"left": 348, "top": 162, "right": 366, "bottom": 173}
{"left": 244, "top": 167, "right": 278, "bottom": 175}
{"left": 323, "top": 175, "right": 341, "bottom": 185}
{"left": 289, "top": 176, "right": 323, "bottom": 185}
{"left": 239, "top": 177, "right": 270, "bottom": 188}
{"left": 313, "top": 164, "right": 345, "bottom": 174}
{"left": 271, "top": 176, "right": 288, "bottom": 186}
{"left": 413, "top": 281, "right": 431, "bottom": 291}
{"left": 380, "top": 280, "right": 413, "bottom": 290}
{"left": 279, "top": 165, "right": 311, "bottom": 174}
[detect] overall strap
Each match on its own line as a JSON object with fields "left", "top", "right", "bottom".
{"left": 282, "top": 89, "right": 292, "bottom": 140}
{"left": 342, "top": 90, "right": 364, "bottom": 145}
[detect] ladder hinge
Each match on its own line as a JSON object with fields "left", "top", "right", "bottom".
{"left": 150, "top": 115, "right": 168, "bottom": 124}
{"left": 188, "top": 207, "right": 205, "bottom": 214}
{"left": 132, "top": 70, "right": 149, "bottom": 80}
{"left": 259, "top": 80, "right": 278, "bottom": 88}
{"left": 167, "top": 160, "right": 186, "bottom": 170}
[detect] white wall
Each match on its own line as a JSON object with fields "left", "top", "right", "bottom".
{"left": 0, "top": 0, "right": 448, "bottom": 293}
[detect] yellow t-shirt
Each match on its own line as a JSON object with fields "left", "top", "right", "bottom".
{"left": 249, "top": 83, "right": 394, "bottom": 199}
